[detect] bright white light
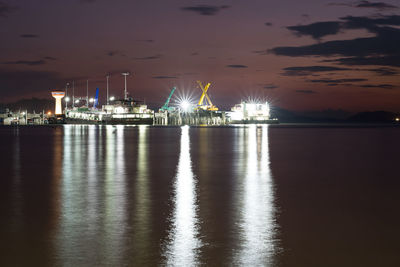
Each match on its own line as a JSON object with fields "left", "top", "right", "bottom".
{"left": 109, "top": 96, "right": 115, "bottom": 101}
{"left": 75, "top": 99, "right": 80, "bottom": 103}
{"left": 89, "top": 98, "right": 94, "bottom": 103}
{"left": 114, "top": 107, "right": 125, "bottom": 114}
{"left": 65, "top": 97, "right": 70, "bottom": 102}
{"left": 180, "top": 100, "right": 191, "bottom": 112}
{"left": 21, "top": 112, "right": 26, "bottom": 115}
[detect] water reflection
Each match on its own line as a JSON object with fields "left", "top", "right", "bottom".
{"left": 234, "top": 125, "right": 277, "bottom": 265}
{"left": 163, "top": 125, "right": 202, "bottom": 266}
{"left": 56, "top": 125, "right": 127, "bottom": 265}
{"left": 131, "top": 125, "right": 152, "bottom": 262}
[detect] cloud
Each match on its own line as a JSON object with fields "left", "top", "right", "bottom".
{"left": 287, "top": 21, "right": 342, "bottom": 40}
{"left": 367, "top": 67, "right": 398, "bottom": 76}
{"left": 269, "top": 15, "right": 400, "bottom": 69}
{"left": 296, "top": 90, "right": 317, "bottom": 94}
{"left": 356, "top": 1, "right": 397, "bottom": 9}
{"left": 265, "top": 22, "right": 273, "bottom": 26}
{"left": 20, "top": 34, "right": 39, "bottom": 38}
{"left": 80, "top": 0, "right": 96, "bottom": 3}
{"left": 181, "top": 5, "right": 230, "bottom": 16}
{"left": 308, "top": 78, "right": 367, "bottom": 83}
{"left": 152, "top": 76, "right": 177, "bottom": 79}
{"left": 226, "top": 64, "right": 248, "bottom": 68}
{"left": 360, "top": 83, "right": 395, "bottom": 89}
{"left": 106, "top": 50, "right": 127, "bottom": 57}
{"left": 135, "top": 39, "right": 155, "bottom": 43}
{"left": 133, "top": 54, "right": 162, "bottom": 60}
{"left": 330, "top": 1, "right": 398, "bottom": 10}
{"left": 0, "top": 69, "right": 65, "bottom": 97}
{"left": 43, "top": 56, "right": 57, "bottom": 61}
{"left": 282, "top": 66, "right": 349, "bottom": 76}
{"left": 3, "top": 60, "right": 46, "bottom": 66}
{"left": 0, "top": 1, "right": 17, "bottom": 17}
{"left": 262, "top": 84, "right": 279, "bottom": 89}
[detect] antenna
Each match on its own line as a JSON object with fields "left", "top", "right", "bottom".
{"left": 86, "top": 80, "right": 89, "bottom": 107}
{"left": 72, "top": 80, "right": 75, "bottom": 107}
{"left": 106, "top": 74, "right": 110, "bottom": 104}
{"left": 121, "top": 72, "right": 130, "bottom": 100}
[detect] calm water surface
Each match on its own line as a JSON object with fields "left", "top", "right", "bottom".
{"left": 0, "top": 125, "right": 399, "bottom": 266}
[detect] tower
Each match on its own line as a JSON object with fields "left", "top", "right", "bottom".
{"left": 121, "top": 72, "right": 130, "bottom": 100}
{"left": 52, "top": 91, "right": 65, "bottom": 115}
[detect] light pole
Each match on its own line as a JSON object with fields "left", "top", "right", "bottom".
{"left": 72, "top": 80, "right": 75, "bottom": 108}
{"left": 65, "top": 82, "right": 70, "bottom": 108}
{"left": 86, "top": 80, "right": 89, "bottom": 108}
{"left": 106, "top": 74, "right": 110, "bottom": 104}
{"left": 122, "top": 72, "right": 130, "bottom": 100}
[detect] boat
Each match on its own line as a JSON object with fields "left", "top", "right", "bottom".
{"left": 65, "top": 98, "right": 154, "bottom": 125}
{"left": 227, "top": 101, "right": 279, "bottom": 124}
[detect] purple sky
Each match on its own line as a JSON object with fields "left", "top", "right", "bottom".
{"left": 1, "top": 0, "right": 400, "bottom": 111}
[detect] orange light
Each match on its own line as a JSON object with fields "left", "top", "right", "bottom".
{"left": 396, "top": 118, "right": 399, "bottom": 122}
{"left": 47, "top": 111, "right": 52, "bottom": 115}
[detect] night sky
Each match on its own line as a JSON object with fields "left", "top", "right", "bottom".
{"left": 1, "top": 0, "right": 400, "bottom": 112}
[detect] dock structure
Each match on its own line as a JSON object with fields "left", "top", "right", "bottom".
{"left": 154, "top": 110, "right": 227, "bottom": 126}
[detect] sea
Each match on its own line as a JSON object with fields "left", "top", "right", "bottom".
{"left": 1, "top": 124, "right": 399, "bottom": 266}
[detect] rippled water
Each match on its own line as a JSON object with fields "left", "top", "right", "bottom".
{"left": 1, "top": 125, "right": 399, "bottom": 266}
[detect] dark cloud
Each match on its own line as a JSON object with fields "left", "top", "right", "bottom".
{"left": 80, "top": 0, "right": 96, "bottom": 3}
{"left": 107, "top": 51, "right": 119, "bottom": 56}
{"left": 282, "top": 66, "right": 349, "bottom": 76}
{"left": 133, "top": 54, "right": 162, "bottom": 60}
{"left": 308, "top": 78, "right": 367, "bottom": 83}
{"left": 181, "top": 5, "right": 230, "bottom": 16}
{"left": 152, "top": 76, "right": 177, "bottom": 79}
{"left": 323, "top": 56, "right": 400, "bottom": 67}
{"left": 20, "top": 34, "right": 39, "bottom": 38}
{"left": 330, "top": 1, "right": 398, "bottom": 10}
{"left": 270, "top": 15, "right": 400, "bottom": 69}
{"left": 262, "top": 84, "right": 279, "bottom": 89}
{"left": 3, "top": 60, "right": 46, "bottom": 66}
{"left": 296, "top": 90, "right": 317, "bottom": 94}
{"left": 287, "top": 21, "right": 342, "bottom": 40}
{"left": 106, "top": 50, "right": 127, "bottom": 57}
{"left": 43, "top": 56, "right": 57, "bottom": 61}
{"left": 0, "top": 1, "right": 17, "bottom": 17}
{"left": 135, "top": 39, "right": 155, "bottom": 43}
{"left": 368, "top": 67, "right": 398, "bottom": 76}
{"left": 360, "top": 84, "right": 395, "bottom": 89}
{"left": 265, "top": 22, "right": 273, "bottom": 26}
{"left": 191, "top": 52, "right": 199, "bottom": 56}
{"left": 226, "top": 64, "right": 248, "bottom": 68}
{"left": 0, "top": 69, "right": 64, "bottom": 97}
{"left": 356, "top": 1, "right": 397, "bottom": 9}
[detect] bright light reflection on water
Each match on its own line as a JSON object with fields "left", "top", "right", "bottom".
{"left": 163, "top": 125, "right": 202, "bottom": 266}
{"left": 234, "top": 125, "right": 277, "bottom": 266}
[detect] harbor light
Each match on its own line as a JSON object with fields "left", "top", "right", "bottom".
{"left": 180, "top": 100, "right": 191, "bottom": 112}
{"left": 89, "top": 98, "right": 94, "bottom": 103}
{"left": 47, "top": 111, "right": 52, "bottom": 115}
{"left": 65, "top": 97, "right": 70, "bottom": 102}
{"left": 75, "top": 99, "right": 80, "bottom": 104}
{"left": 396, "top": 118, "right": 399, "bottom": 122}
{"left": 110, "top": 96, "right": 115, "bottom": 101}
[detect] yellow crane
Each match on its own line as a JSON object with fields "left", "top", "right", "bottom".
{"left": 196, "top": 81, "right": 218, "bottom": 111}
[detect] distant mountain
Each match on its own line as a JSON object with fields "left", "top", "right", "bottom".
{"left": 271, "top": 107, "right": 399, "bottom": 123}
{"left": 346, "top": 111, "right": 399, "bottom": 123}
{"left": 0, "top": 98, "right": 53, "bottom": 113}
{"left": 270, "top": 107, "right": 348, "bottom": 123}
